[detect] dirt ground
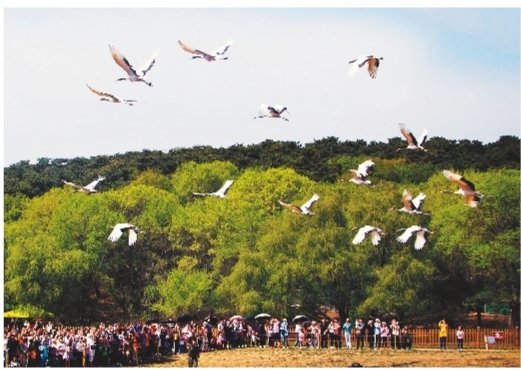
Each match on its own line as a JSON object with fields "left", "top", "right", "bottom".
{"left": 140, "top": 347, "right": 520, "bottom": 367}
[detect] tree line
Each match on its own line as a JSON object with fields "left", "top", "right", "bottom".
{"left": 4, "top": 153, "right": 520, "bottom": 328}
{"left": 4, "top": 135, "right": 520, "bottom": 198}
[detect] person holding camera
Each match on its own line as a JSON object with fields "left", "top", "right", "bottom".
{"left": 355, "top": 319, "right": 365, "bottom": 350}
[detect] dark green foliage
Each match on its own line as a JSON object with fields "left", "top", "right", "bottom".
{"left": 3, "top": 137, "right": 520, "bottom": 327}
{"left": 5, "top": 136, "right": 519, "bottom": 198}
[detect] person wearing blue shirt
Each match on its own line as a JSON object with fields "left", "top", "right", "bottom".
{"left": 38, "top": 339, "right": 49, "bottom": 368}
{"left": 280, "top": 319, "right": 289, "bottom": 349}
{"left": 342, "top": 319, "right": 352, "bottom": 349}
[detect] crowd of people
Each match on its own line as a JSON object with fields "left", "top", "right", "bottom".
{"left": 3, "top": 316, "right": 462, "bottom": 367}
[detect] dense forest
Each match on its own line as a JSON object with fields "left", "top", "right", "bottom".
{"left": 4, "top": 135, "right": 520, "bottom": 198}
{"left": 4, "top": 135, "right": 520, "bottom": 328}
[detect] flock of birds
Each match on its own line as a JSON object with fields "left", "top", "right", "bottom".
{"left": 86, "top": 43, "right": 386, "bottom": 120}
{"left": 60, "top": 155, "right": 484, "bottom": 249}
{"left": 78, "top": 42, "right": 486, "bottom": 250}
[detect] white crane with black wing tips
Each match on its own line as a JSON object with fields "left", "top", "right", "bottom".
{"left": 178, "top": 39, "right": 233, "bottom": 61}
{"left": 62, "top": 176, "right": 105, "bottom": 194}
{"left": 278, "top": 193, "right": 320, "bottom": 215}
{"left": 441, "top": 170, "right": 484, "bottom": 207}
{"left": 397, "top": 123, "right": 428, "bottom": 152}
{"left": 253, "top": 104, "right": 290, "bottom": 121}
{"left": 109, "top": 44, "right": 158, "bottom": 87}
{"left": 347, "top": 55, "right": 384, "bottom": 79}
{"left": 390, "top": 189, "right": 429, "bottom": 215}
{"left": 108, "top": 223, "right": 141, "bottom": 246}
{"left": 354, "top": 159, "right": 375, "bottom": 178}
{"left": 193, "top": 179, "right": 234, "bottom": 198}
{"left": 348, "top": 159, "right": 375, "bottom": 186}
{"left": 396, "top": 225, "right": 434, "bottom": 250}
{"left": 348, "top": 170, "right": 372, "bottom": 186}
{"left": 352, "top": 225, "right": 385, "bottom": 246}
{"left": 87, "top": 85, "right": 139, "bottom": 106}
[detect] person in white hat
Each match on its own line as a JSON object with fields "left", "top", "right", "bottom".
{"left": 374, "top": 318, "right": 381, "bottom": 349}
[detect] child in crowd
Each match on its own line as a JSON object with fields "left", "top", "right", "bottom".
{"left": 456, "top": 326, "right": 464, "bottom": 352}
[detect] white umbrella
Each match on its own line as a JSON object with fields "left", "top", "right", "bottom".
{"left": 292, "top": 314, "right": 308, "bottom": 323}
{"left": 255, "top": 313, "right": 271, "bottom": 320}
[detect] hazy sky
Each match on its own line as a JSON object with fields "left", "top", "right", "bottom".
{"left": 3, "top": 5, "right": 520, "bottom": 167}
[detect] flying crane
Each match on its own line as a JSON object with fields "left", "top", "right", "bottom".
{"left": 109, "top": 44, "right": 158, "bottom": 87}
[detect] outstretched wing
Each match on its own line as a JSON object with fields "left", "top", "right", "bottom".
{"left": 215, "top": 179, "right": 234, "bottom": 197}
{"left": 347, "top": 55, "right": 371, "bottom": 77}
{"left": 442, "top": 170, "right": 476, "bottom": 192}
{"left": 278, "top": 200, "right": 302, "bottom": 213}
{"left": 414, "top": 229, "right": 429, "bottom": 250}
{"left": 301, "top": 193, "right": 320, "bottom": 213}
{"left": 370, "top": 229, "right": 383, "bottom": 246}
{"left": 138, "top": 50, "right": 159, "bottom": 77}
{"left": 352, "top": 225, "right": 373, "bottom": 245}
{"left": 398, "top": 123, "right": 418, "bottom": 146}
{"left": 401, "top": 189, "right": 415, "bottom": 211}
{"left": 274, "top": 105, "right": 288, "bottom": 115}
{"left": 367, "top": 58, "right": 380, "bottom": 79}
{"left": 211, "top": 39, "right": 233, "bottom": 56}
{"left": 128, "top": 228, "right": 138, "bottom": 246}
{"left": 417, "top": 129, "right": 428, "bottom": 146}
{"left": 87, "top": 85, "right": 119, "bottom": 102}
{"left": 108, "top": 224, "right": 124, "bottom": 243}
{"left": 84, "top": 176, "right": 105, "bottom": 192}
{"left": 257, "top": 103, "right": 270, "bottom": 117}
{"left": 62, "top": 179, "right": 81, "bottom": 188}
{"left": 357, "top": 160, "right": 375, "bottom": 177}
{"left": 178, "top": 40, "right": 212, "bottom": 59}
{"left": 193, "top": 192, "right": 211, "bottom": 197}
{"left": 267, "top": 106, "right": 279, "bottom": 116}
{"left": 109, "top": 45, "right": 138, "bottom": 78}
{"left": 397, "top": 225, "right": 421, "bottom": 244}
{"left": 412, "top": 192, "right": 427, "bottom": 211}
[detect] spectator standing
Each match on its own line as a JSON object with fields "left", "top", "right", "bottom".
{"left": 320, "top": 319, "right": 329, "bottom": 349}
{"left": 7, "top": 332, "right": 20, "bottom": 367}
{"left": 258, "top": 322, "right": 267, "bottom": 348}
{"left": 309, "top": 322, "right": 320, "bottom": 349}
{"left": 73, "top": 336, "right": 85, "bottom": 367}
{"left": 280, "top": 319, "right": 289, "bottom": 349}
{"left": 390, "top": 319, "right": 400, "bottom": 350}
{"left": 271, "top": 318, "right": 280, "bottom": 348}
{"left": 438, "top": 319, "right": 449, "bottom": 351}
{"left": 293, "top": 323, "right": 302, "bottom": 347}
{"left": 187, "top": 339, "right": 200, "bottom": 367}
{"left": 374, "top": 319, "right": 381, "bottom": 349}
{"left": 456, "top": 326, "right": 464, "bottom": 352}
{"left": 380, "top": 322, "right": 389, "bottom": 349}
{"left": 38, "top": 339, "right": 49, "bottom": 368}
{"left": 400, "top": 326, "right": 412, "bottom": 350}
{"left": 355, "top": 319, "right": 365, "bottom": 350}
{"left": 297, "top": 328, "right": 305, "bottom": 349}
{"left": 18, "top": 334, "right": 29, "bottom": 367}
{"left": 29, "top": 336, "right": 41, "bottom": 368}
{"left": 342, "top": 319, "right": 352, "bottom": 349}
{"left": 366, "top": 320, "right": 375, "bottom": 350}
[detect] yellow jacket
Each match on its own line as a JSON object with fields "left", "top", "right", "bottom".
{"left": 439, "top": 321, "right": 449, "bottom": 337}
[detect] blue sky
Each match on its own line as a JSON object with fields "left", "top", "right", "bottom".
{"left": 3, "top": 5, "right": 520, "bottom": 167}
